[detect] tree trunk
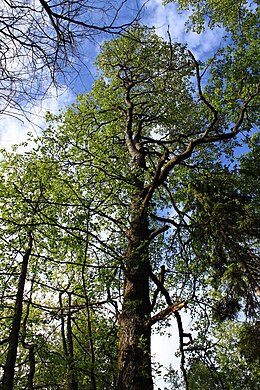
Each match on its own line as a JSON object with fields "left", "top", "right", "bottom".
{"left": 59, "top": 292, "right": 79, "bottom": 390}
{"left": 117, "top": 188, "right": 153, "bottom": 389}
{"left": 85, "top": 295, "right": 97, "bottom": 390}
{"left": 2, "top": 232, "right": 33, "bottom": 390}
{"left": 67, "top": 293, "right": 79, "bottom": 390}
{"left": 116, "top": 83, "right": 154, "bottom": 388}
{"left": 27, "top": 346, "right": 36, "bottom": 390}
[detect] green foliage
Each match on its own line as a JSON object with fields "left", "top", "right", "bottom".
{"left": 188, "top": 165, "right": 259, "bottom": 319}
{"left": 239, "top": 133, "right": 260, "bottom": 209}
{"left": 159, "top": 138, "right": 259, "bottom": 387}
{"left": 165, "top": 321, "right": 260, "bottom": 389}
{"left": 239, "top": 321, "right": 260, "bottom": 363}
{"left": 0, "top": 147, "right": 119, "bottom": 388}
{"left": 190, "top": 321, "right": 260, "bottom": 389}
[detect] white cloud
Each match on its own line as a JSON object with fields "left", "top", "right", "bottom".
{"left": 143, "top": 0, "right": 224, "bottom": 59}
{"left": 0, "top": 86, "right": 75, "bottom": 151}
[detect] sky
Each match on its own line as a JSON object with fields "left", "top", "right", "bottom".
{"left": 0, "top": 1, "right": 230, "bottom": 388}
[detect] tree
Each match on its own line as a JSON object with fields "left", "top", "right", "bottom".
{"left": 167, "top": 320, "right": 260, "bottom": 389}
{"left": 0, "top": 0, "right": 141, "bottom": 118}
{"left": 0, "top": 24, "right": 259, "bottom": 389}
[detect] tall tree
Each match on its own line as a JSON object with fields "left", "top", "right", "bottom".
{"left": 0, "top": 24, "right": 259, "bottom": 388}
{"left": 29, "top": 25, "right": 259, "bottom": 388}
{"left": 163, "top": 135, "right": 260, "bottom": 388}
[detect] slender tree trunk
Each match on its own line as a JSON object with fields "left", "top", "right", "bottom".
{"left": 2, "top": 232, "right": 33, "bottom": 390}
{"left": 59, "top": 292, "right": 78, "bottom": 390}
{"left": 82, "top": 229, "right": 97, "bottom": 390}
{"left": 22, "top": 298, "right": 36, "bottom": 390}
{"left": 67, "top": 293, "right": 78, "bottom": 390}
{"left": 85, "top": 295, "right": 97, "bottom": 390}
{"left": 27, "top": 346, "right": 36, "bottom": 390}
{"left": 117, "top": 186, "right": 153, "bottom": 389}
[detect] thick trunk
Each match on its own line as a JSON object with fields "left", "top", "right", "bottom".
{"left": 117, "top": 85, "right": 154, "bottom": 388}
{"left": 117, "top": 191, "right": 153, "bottom": 389}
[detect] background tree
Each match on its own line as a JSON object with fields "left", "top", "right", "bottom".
{"left": 165, "top": 321, "right": 260, "bottom": 389}
{"left": 163, "top": 135, "right": 260, "bottom": 389}
{"left": 0, "top": 150, "right": 119, "bottom": 389}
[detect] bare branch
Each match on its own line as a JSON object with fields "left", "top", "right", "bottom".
{"left": 148, "top": 301, "right": 187, "bottom": 326}
{"left": 148, "top": 225, "right": 170, "bottom": 241}
{"left": 0, "top": 0, "right": 142, "bottom": 118}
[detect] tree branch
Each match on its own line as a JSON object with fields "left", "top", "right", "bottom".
{"left": 147, "top": 301, "right": 187, "bottom": 326}
{"left": 148, "top": 225, "right": 170, "bottom": 241}
{"left": 143, "top": 85, "right": 259, "bottom": 205}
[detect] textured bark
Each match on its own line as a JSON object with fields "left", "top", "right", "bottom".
{"left": 117, "top": 187, "right": 153, "bottom": 389}
{"left": 85, "top": 295, "right": 97, "bottom": 390}
{"left": 116, "top": 81, "right": 154, "bottom": 388}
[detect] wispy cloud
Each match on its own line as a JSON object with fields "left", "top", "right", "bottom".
{"left": 0, "top": 87, "right": 75, "bottom": 151}
{"left": 143, "top": 0, "right": 224, "bottom": 59}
